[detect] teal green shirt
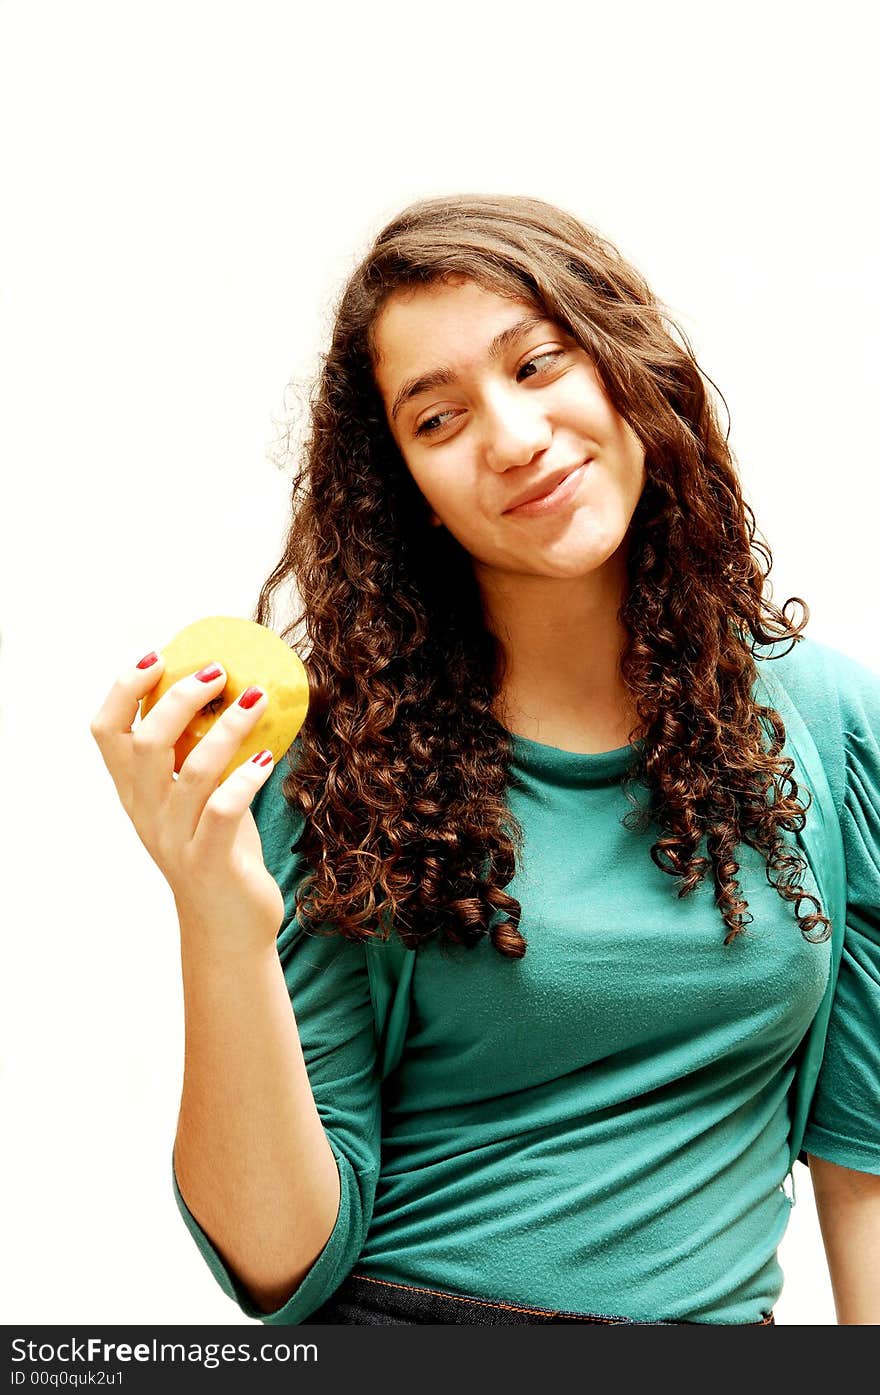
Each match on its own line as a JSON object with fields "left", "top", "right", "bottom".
{"left": 173, "top": 636, "right": 880, "bottom": 1324}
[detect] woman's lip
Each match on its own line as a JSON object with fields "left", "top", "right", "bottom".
{"left": 504, "top": 461, "right": 590, "bottom": 517}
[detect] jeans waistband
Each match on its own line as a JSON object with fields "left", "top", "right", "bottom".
{"left": 303, "top": 1273, "right": 776, "bottom": 1326}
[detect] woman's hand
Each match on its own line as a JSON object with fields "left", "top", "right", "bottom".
{"left": 90, "top": 652, "right": 285, "bottom": 955}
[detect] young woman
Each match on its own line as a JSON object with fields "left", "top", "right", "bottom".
{"left": 90, "top": 194, "right": 880, "bottom": 1325}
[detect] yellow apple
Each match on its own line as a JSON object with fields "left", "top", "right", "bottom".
{"left": 139, "top": 616, "right": 309, "bottom": 783}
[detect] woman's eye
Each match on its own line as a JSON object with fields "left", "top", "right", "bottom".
{"left": 517, "top": 349, "right": 565, "bottom": 381}
{"left": 414, "top": 409, "right": 456, "bottom": 438}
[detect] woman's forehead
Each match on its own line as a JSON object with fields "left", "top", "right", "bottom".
{"left": 371, "top": 278, "right": 547, "bottom": 366}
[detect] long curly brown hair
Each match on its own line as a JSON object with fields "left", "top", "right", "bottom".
{"left": 253, "top": 192, "right": 830, "bottom": 958}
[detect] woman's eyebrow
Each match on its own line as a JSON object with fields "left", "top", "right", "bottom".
{"left": 390, "top": 313, "right": 554, "bottom": 422}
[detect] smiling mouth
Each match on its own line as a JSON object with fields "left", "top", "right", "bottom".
{"left": 503, "top": 461, "right": 591, "bottom": 517}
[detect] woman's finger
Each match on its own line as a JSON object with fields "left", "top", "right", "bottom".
{"left": 89, "top": 651, "right": 167, "bottom": 804}
{"left": 168, "top": 685, "right": 270, "bottom": 843}
{"left": 129, "top": 663, "right": 230, "bottom": 819}
{"left": 189, "top": 746, "right": 277, "bottom": 867}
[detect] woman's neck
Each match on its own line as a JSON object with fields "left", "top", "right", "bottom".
{"left": 479, "top": 552, "right": 640, "bottom": 755}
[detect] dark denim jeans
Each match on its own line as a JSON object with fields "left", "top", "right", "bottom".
{"left": 303, "top": 1274, "right": 776, "bottom": 1326}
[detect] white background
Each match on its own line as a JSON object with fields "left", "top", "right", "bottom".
{"left": 1, "top": 0, "right": 877, "bottom": 1327}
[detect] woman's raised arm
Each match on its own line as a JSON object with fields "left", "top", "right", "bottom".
{"left": 89, "top": 652, "right": 340, "bottom": 1313}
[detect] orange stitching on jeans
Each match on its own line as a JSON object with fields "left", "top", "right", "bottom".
{"left": 348, "top": 1274, "right": 622, "bottom": 1322}
{"left": 348, "top": 1274, "right": 775, "bottom": 1325}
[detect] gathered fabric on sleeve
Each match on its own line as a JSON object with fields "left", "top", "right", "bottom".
{"left": 172, "top": 743, "right": 384, "bottom": 1323}
{"left": 793, "top": 643, "right": 880, "bottom": 1174}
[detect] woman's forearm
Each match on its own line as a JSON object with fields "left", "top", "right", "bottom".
{"left": 808, "top": 1153, "right": 880, "bottom": 1324}
{"left": 173, "top": 928, "right": 340, "bottom": 1315}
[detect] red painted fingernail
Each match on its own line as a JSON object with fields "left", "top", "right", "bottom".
{"left": 136, "top": 651, "right": 159, "bottom": 669}
{"left": 196, "top": 664, "right": 224, "bottom": 683}
{"left": 238, "top": 686, "right": 264, "bottom": 710}
{"left": 251, "top": 749, "right": 273, "bottom": 767}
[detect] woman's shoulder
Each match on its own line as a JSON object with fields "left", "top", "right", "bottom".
{"left": 755, "top": 633, "right": 880, "bottom": 811}
{"left": 756, "top": 632, "right": 880, "bottom": 716}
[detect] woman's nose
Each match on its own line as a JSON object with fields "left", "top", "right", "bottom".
{"left": 480, "top": 389, "right": 552, "bottom": 472}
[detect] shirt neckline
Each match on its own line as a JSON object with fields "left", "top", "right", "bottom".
{"left": 507, "top": 729, "right": 644, "bottom": 785}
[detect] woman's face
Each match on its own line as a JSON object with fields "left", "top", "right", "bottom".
{"left": 371, "top": 275, "right": 647, "bottom": 587}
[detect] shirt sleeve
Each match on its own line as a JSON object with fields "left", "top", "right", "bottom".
{"left": 172, "top": 746, "right": 383, "bottom": 1323}
{"left": 801, "top": 648, "right": 880, "bottom": 1174}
